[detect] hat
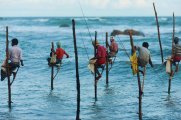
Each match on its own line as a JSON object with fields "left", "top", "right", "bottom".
{"left": 174, "top": 37, "right": 179, "bottom": 44}
{"left": 110, "top": 36, "right": 114, "bottom": 39}
{"left": 110, "top": 36, "right": 114, "bottom": 42}
{"left": 56, "top": 41, "right": 61, "bottom": 48}
{"left": 92, "top": 40, "right": 99, "bottom": 46}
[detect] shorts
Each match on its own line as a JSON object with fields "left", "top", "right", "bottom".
{"left": 173, "top": 56, "right": 181, "bottom": 62}
{"left": 138, "top": 58, "right": 148, "bottom": 67}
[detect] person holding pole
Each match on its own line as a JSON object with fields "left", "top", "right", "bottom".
{"left": 47, "top": 41, "right": 69, "bottom": 65}
{"left": 135, "top": 42, "right": 153, "bottom": 75}
{"left": 91, "top": 40, "right": 107, "bottom": 82}
{"left": 107, "top": 36, "right": 118, "bottom": 58}
{"left": 9, "top": 38, "right": 24, "bottom": 77}
{"left": 172, "top": 37, "right": 181, "bottom": 72}
{"left": 55, "top": 41, "right": 69, "bottom": 64}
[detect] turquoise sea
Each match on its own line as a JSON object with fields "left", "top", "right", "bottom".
{"left": 0, "top": 17, "right": 181, "bottom": 120}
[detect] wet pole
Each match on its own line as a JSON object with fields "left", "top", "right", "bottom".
{"left": 153, "top": 3, "right": 164, "bottom": 63}
{"left": 51, "top": 42, "right": 54, "bottom": 90}
{"left": 168, "top": 75, "right": 172, "bottom": 94}
{"left": 94, "top": 31, "right": 97, "bottom": 101}
{"left": 72, "top": 19, "right": 81, "bottom": 120}
{"left": 129, "top": 32, "right": 142, "bottom": 120}
{"left": 168, "top": 13, "right": 175, "bottom": 94}
{"left": 137, "top": 70, "right": 142, "bottom": 120}
{"left": 106, "top": 32, "right": 109, "bottom": 84}
{"left": 6, "top": 26, "right": 12, "bottom": 108}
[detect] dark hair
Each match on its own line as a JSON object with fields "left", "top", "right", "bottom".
{"left": 174, "top": 37, "right": 179, "bottom": 44}
{"left": 142, "top": 42, "right": 149, "bottom": 48}
{"left": 12, "top": 38, "right": 18, "bottom": 46}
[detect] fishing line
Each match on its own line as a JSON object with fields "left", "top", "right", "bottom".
{"left": 116, "top": 36, "right": 130, "bottom": 60}
{"left": 77, "top": 0, "right": 93, "bottom": 42}
{"left": 80, "top": 32, "right": 90, "bottom": 60}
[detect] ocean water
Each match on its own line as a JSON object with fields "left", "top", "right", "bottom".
{"left": 0, "top": 17, "right": 181, "bottom": 120}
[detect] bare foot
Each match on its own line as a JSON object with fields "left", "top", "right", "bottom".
{"left": 175, "top": 65, "right": 179, "bottom": 72}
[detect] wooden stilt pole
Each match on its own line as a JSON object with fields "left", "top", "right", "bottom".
{"left": 51, "top": 42, "right": 54, "bottom": 90}
{"left": 129, "top": 31, "right": 142, "bottom": 120}
{"left": 141, "top": 67, "right": 146, "bottom": 93}
{"left": 72, "top": 19, "right": 81, "bottom": 120}
{"left": 106, "top": 32, "right": 109, "bottom": 84}
{"left": 94, "top": 31, "right": 97, "bottom": 101}
{"left": 168, "top": 13, "right": 175, "bottom": 94}
{"left": 137, "top": 71, "right": 142, "bottom": 120}
{"left": 153, "top": 3, "right": 164, "bottom": 63}
{"left": 6, "top": 26, "right": 12, "bottom": 108}
{"left": 168, "top": 76, "right": 172, "bottom": 94}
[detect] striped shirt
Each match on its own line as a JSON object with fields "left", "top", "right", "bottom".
{"left": 173, "top": 44, "right": 181, "bottom": 56}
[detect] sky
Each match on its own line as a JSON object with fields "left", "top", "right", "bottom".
{"left": 0, "top": 0, "right": 180, "bottom": 17}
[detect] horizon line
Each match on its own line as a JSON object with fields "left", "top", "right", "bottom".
{"left": 1, "top": 15, "right": 181, "bottom": 17}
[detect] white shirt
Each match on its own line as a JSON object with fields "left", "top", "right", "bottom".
{"left": 9, "top": 45, "right": 23, "bottom": 63}
{"left": 136, "top": 46, "right": 150, "bottom": 63}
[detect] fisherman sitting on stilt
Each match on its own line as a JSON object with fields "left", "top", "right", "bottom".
{"left": 55, "top": 41, "right": 69, "bottom": 64}
{"left": 1, "top": 38, "right": 24, "bottom": 81}
{"left": 47, "top": 41, "right": 69, "bottom": 66}
{"left": 89, "top": 40, "right": 107, "bottom": 82}
{"left": 106, "top": 36, "right": 118, "bottom": 64}
{"left": 134, "top": 42, "right": 153, "bottom": 95}
{"left": 135, "top": 42, "right": 153, "bottom": 74}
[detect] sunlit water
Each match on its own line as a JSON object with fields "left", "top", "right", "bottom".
{"left": 0, "top": 17, "right": 181, "bottom": 120}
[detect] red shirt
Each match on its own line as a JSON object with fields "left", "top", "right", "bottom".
{"left": 56, "top": 48, "right": 68, "bottom": 59}
{"left": 96, "top": 45, "right": 107, "bottom": 65}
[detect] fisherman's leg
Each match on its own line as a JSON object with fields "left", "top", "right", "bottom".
{"left": 47, "top": 58, "right": 51, "bottom": 65}
{"left": 175, "top": 62, "right": 179, "bottom": 72}
{"left": 137, "top": 59, "right": 145, "bottom": 76}
{"left": 108, "top": 58, "right": 112, "bottom": 64}
{"left": 9, "top": 63, "right": 19, "bottom": 78}
{"left": 1, "top": 69, "right": 6, "bottom": 81}
{"left": 95, "top": 64, "right": 102, "bottom": 81}
{"left": 108, "top": 52, "right": 115, "bottom": 64}
{"left": 8, "top": 63, "right": 14, "bottom": 76}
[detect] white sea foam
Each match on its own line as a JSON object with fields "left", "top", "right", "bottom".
{"left": 32, "top": 18, "right": 49, "bottom": 22}
{"left": 159, "top": 17, "right": 168, "bottom": 21}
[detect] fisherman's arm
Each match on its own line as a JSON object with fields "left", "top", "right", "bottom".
{"left": 20, "top": 60, "right": 24, "bottom": 66}
{"left": 149, "top": 56, "right": 153, "bottom": 67}
{"left": 20, "top": 50, "right": 24, "bottom": 66}
{"left": 64, "top": 50, "right": 69, "bottom": 58}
